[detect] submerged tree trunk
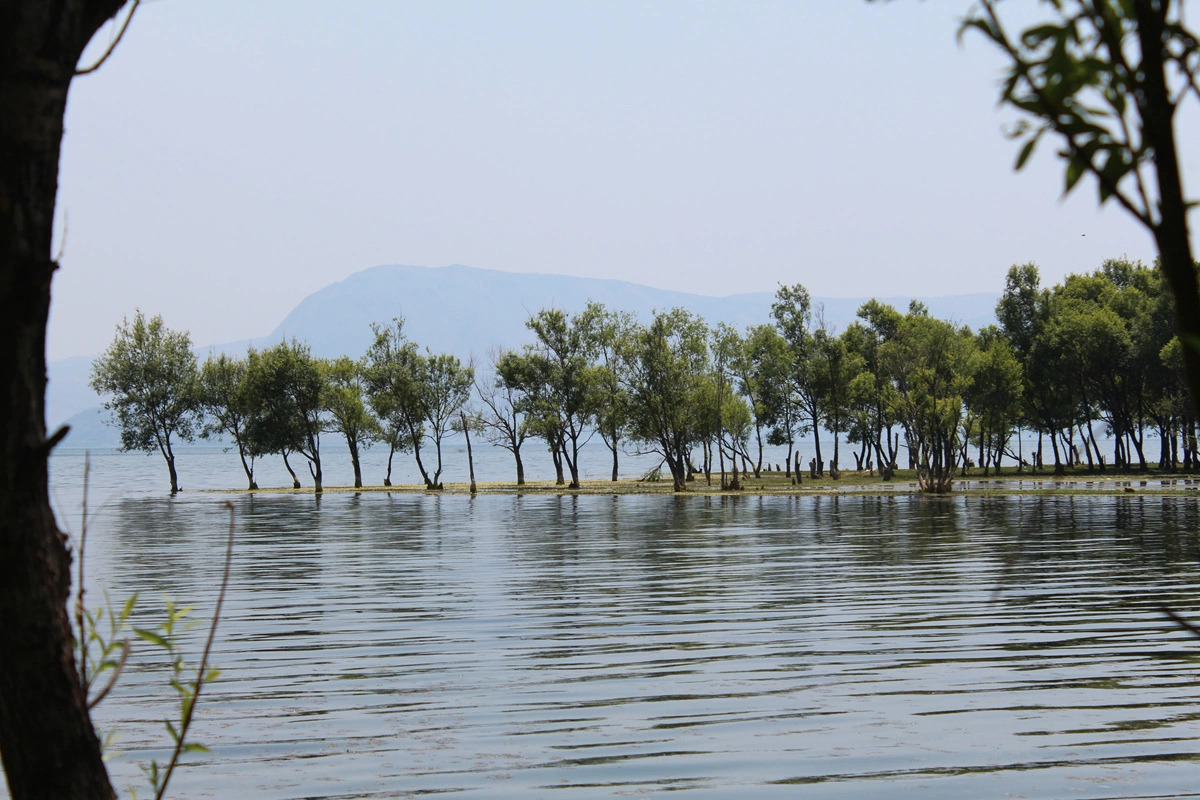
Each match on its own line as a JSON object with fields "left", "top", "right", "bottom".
{"left": 0, "top": 3, "right": 128, "bottom": 798}
{"left": 166, "top": 449, "right": 179, "bottom": 493}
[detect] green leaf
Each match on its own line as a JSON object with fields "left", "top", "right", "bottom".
{"left": 180, "top": 742, "right": 211, "bottom": 754}
{"left": 1015, "top": 137, "right": 1038, "bottom": 170}
{"left": 121, "top": 593, "right": 139, "bottom": 621}
{"left": 133, "top": 628, "right": 169, "bottom": 650}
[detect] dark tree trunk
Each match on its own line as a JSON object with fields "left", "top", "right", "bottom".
{"left": 812, "top": 426, "right": 823, "bottom": 476}
{"left": 282, "top": 450, "right": 302, "bottom": 488}
{"left": 718, "top": 438, "right": 727, "bottom": 489}
{"left": 166, "top": 449, "right": 179, "bottom": 493}
{"left": 431, "top": 437, "right": 445, "bottom": 488}
{"left": 411, "top": 433, "right": 432, "bottom": 488}
{"left": 611, "top": 443, "right": 619, "bottom": 482}
{"left": 308, "top": 456, "right": 323, "bottom": 494}
{"left": 384, "top": 442, "right": 395, "bottom": 486}
{"left": 1136, "top": 7, "right": 1200, "bottom": 419}
{"left": 349, "top": 438, "right": 362, "bottom": 488}
{"left": 665, "top": 452, "right": 687, "bottom": 492}
{"left": 753, "top": 422, "right": 763, "bottom": 478}
{"left": 461, "top": 412, "right": 476, "bottom": 494}
{"left": 551, "top": 444, "right": 564, "bottom": 486}
{"left": 0, "top": 3, "right": 128, "bottom": 798}
{"left": 238, "top": 443, "right": 257, "bottom": 490}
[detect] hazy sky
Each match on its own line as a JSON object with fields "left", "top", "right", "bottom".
{"left": 52, "top": 0, "right": 1194, "bottom": 360}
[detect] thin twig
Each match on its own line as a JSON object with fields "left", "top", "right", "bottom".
{"left": 54, "top": 210, "right": 68, "bottom": 265}
{"left": 87, "top": 639, "right": 130, "bottom": 710}
{"left": 76, "top": 0, "right": 141, "bottom": 76}
{"left": 154, "top": 501, "right": 235, "bottom": 800}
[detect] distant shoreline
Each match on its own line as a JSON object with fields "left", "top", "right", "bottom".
{"left": 204, "top": 470, "right": 1200, "bottom": 498}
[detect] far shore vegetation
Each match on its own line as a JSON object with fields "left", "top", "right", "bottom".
{"left": 91, "top": 259, "right": 1200, "bottom": 497}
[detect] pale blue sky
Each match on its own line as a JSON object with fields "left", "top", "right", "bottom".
{"left": 52, "top": 0, "right": 1191, "bottom": 360}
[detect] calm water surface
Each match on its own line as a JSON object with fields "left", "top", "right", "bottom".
{"left": 37, "top": 451, "right": 1200, "bottom": 798}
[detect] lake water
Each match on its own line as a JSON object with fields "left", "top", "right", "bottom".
{"left": 29, "top": 449, "right": 1200, "bottom": 798}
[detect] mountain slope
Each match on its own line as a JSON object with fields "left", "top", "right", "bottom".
{"left": 249, "top": 263, "right": 999, "bottom": 360}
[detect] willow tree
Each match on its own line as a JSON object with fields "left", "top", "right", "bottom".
{"left": 364, "top": 318, "right": 430, "bottom": 487}
{"left": 578, "top": 302, "right": 634, "bottom": 482}
{"left": 772, "top": 284, "right": 826, "bottom": 474}
{"left": 883, "top": 310, "right": 978, "bottom": 493}
{"left": 247, "top": 340, "right": 327, "bottom": 493}
{"left": 621, "top": 308, "right": 711, "bottom": 492}
{"left": 90, "top": 311, "right": 200, "bottom": 493}
{"left": 420, "top": 352, "right": 473, "bottom": 489}
{"left": 524, "top": 308, "right": 596, "bottom": 489}
{"left": 323, "top": 356, "right": 378, "bottom": 489}
{"left": 199, "top": 351, "right": 261, "bottom": 489}
{"left": 475, "top": 348, "right": 531, "bottom": 485}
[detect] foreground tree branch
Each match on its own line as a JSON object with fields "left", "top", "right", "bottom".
{"left": 962, "top": 0, "right": 1200, "bottom": 416}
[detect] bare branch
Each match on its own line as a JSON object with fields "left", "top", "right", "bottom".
{"left": 86, "top": 640, "right": 129, "bottom": 710}
{"left": 75, "top": 0, "right": 141, "bottom": 77}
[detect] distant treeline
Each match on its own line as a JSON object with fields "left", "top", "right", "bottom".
{"left": 89, "top": 258, "right": 1194, "bottom": 494}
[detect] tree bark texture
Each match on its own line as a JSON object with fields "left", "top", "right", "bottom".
{"left": 1135, "top": 7, "right": 1200, "bottom": 419}
{"left": 0, "top": 3, "right": 128, "bottom": 797}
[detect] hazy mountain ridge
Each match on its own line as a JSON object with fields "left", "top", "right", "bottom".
{"left": 49, "top": 263, "right": 1001, "bottom": 442}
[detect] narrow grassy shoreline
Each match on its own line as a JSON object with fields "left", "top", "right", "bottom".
{"left": 205, "top": 468, "right": 1200, "bottom": 498}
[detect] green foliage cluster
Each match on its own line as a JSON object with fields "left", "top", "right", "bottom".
{"left": 997, "top": 258, "right": 1190, "bottom": 475}
{"left": 96, "top": 258, "right": 1196, "bottom": 494}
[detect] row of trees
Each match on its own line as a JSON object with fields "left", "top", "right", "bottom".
{"left": 90, "top": 313, "right": 475, "bottom": 494}
{"left": 91, "top": 258, "right": 1194, "bottom": 495}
